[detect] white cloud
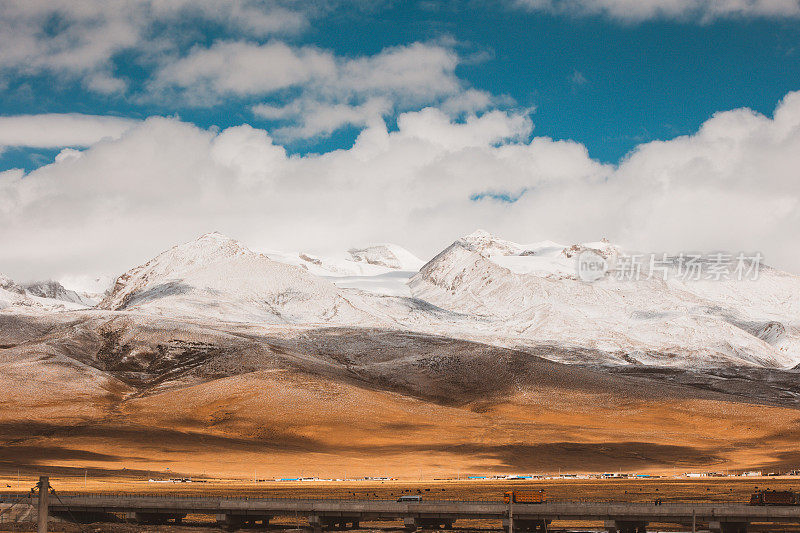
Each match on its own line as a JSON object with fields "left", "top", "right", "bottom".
{"left": 2, "top": 92, "right": 800, "bottom": 282}
{"left": 570, "top": 70, "right": 588, "bottom": 86}
{"left": 151, "top": 0, "right": 307, "bottom": 37}
{"left": 0, "top": 2, "right": 491, "bottom": 140}
{"left": 0, "top": 114, "right": 139, "bottom": 148}
{"left": 0, "top": 1, "right": 308, "bottom": 93}
{"left": 152, "top": 41, "right": 463, "bottom": 103}
{"left": 152, "top": 39, "right": 479, "bottom": 138}
{"left": 335, "top": 43, "right": 461, "bottom": 102}
{"left": 152, "top": 41, "right": 336, "bottom": 100}
{"left": 438, "top": 89, "right": 499, "bottom": 116}
{"left": 515, "top": 0, "right": 800, "bottom": 21}
{"left": 252, "top": 97, "right": 392, "bottom": 139}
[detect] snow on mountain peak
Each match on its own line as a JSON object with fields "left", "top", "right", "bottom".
{"left": 461, "top": 228, "right": 493, "bottom": 240}
{"left": 0, "top": 274, "right": 23, "bottom": 294}
{"left": 186, "top": 231, "right": 250, "bottom": 255}
{"left": 23, "top": 280, "right": 95, "bottom": 306}
{"left": 9, "top": 231, "right": 800, "bottom": 370}
{"left": 410, "top": 231, "right": 800, "bottom": 369}
{"left": 561, "top": 238, "right": 619, "bottom": 259}
{"left": 457, "top": 229, "right": 528, "bottom": 257}
{"left": 99, "top": 232, "right": 370, "bottom": 324}
{"left": 0, "top": 273, "right": 92, "bottom": 312}
{"left": 348, "top": 244, "right": 424, "bottom": 271}
{"left": 440, "top": 230, "right": 626, "bottom": 278}
{"left": 197, "top": 231, "right": 235, "bottom": 243}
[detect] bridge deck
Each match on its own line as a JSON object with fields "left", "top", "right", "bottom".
{"left": 5, "top": 494, "right": 800, "bottom": 529}
{"left": 6, "top": 494, "right": 800, "bottom": 521}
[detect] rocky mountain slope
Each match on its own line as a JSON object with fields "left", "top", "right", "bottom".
{"left": 2, "top": 309, "right": 800, "bottom": 478}
{"left": 409, "top": 231, "right": 800, "bottom": 369}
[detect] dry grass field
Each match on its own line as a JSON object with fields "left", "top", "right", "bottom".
{"left": 3, "top": 476, "right": 800, "bottom": 503}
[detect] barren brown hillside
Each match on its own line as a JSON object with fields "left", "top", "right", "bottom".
{"left": 2, "top": 311, "right": 800, "bottom": 480}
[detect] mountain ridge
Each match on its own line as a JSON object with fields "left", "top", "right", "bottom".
{"left": 3, "top": 230, "right": 798, "bottom": 369}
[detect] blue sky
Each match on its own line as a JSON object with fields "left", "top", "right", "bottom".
{"left": 2, "top": 1, "right": 799, "bottom": 170}
{"left": 2, "top": 0, "right": 800, "bottom": 281}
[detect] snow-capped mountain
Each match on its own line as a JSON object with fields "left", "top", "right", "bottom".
{"left": 0, "top": 274, "right": 91, "bottom": 312}
{"left": 409, "top": 231, "right": 800, "bottom": 368}
{"left": 6, "top": 230, "right": 799, "bottom": 370}
{"left": 23, "top": 280, "right": 96, "bottom": 306}
{"left": 436, "top": 229, "right": 620, "bottom": 278}
{"left": 99, "top": 232, "right": 375, "bottom": 324}
{"left": 0, "top": 274, "right": 23, "bottom": 295}
{"left": 0, "top": 274, "right": 24, "bottom": 311}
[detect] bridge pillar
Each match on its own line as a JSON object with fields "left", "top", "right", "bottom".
{"left": 37, "top": 476, "right": 49, "bottom": 533}
{"left": 710, "top": 521, "right": 748, "bottom": 533}
{"left": 404, "top": 517, "right": 419, "bottom": 531}
{"left": 308, "top": 514, "right": 333, "bottom": 533}
{"left": 216, "top": 513, "right": 245, "bottom": 530}
{"left": 606, "top": 520, "right": 647, "bottom": 533}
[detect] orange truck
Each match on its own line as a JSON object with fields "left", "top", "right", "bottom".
{"left": 504, "top": 490, "right": 546, "bottom": 504}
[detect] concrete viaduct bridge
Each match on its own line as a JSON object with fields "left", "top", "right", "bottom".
{"left": 5, "top": 487, "right": 800, "bottom": 533}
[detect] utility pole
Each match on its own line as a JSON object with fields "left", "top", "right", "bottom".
{"left": 508, "top": 496, "right": 514, "bottom": 533}
{"left": 37, "top": 476, "right": 49, "bottom": 533}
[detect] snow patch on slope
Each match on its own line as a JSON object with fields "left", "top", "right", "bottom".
{"left": 262, "top": 243, "right": 423, "bottom": 297}
{"left": 348, "top": 244, "right": 425, "bottom": 271}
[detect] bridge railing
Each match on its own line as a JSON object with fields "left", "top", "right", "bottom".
{"left": 1, "top": 492, "right": 753, "bottom": 506}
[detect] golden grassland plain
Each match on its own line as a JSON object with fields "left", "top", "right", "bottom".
{"left": 4, "top": 367, "right": 800, "bottom": 480}
{"left": 3, "top": 477, "right": 800, "bottom": 503}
